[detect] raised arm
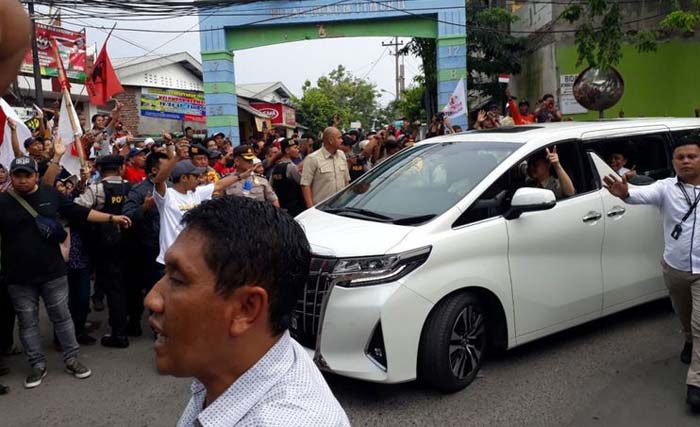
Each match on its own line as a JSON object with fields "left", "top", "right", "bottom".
{"left": 42, "top": 138, "right": 67, "bottom": 186}
{"left": 213, "top": 167, "right": 252, "bottom": 193}
{"left": 7, "top": 118, "right": 22, "bottom": 158}
{"left": 154, "top": 144, "right": 178, "bottom": 196}
{"left": 546, "top": 146, "right": 576, "bottom": 197}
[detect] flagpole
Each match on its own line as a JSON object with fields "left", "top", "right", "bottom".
{"left": 51, "top": 39, "right": 85, "bottom": 167}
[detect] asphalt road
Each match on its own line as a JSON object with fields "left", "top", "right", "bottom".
{"left": 1, "top": 298, "right": 698, "bottom": 427}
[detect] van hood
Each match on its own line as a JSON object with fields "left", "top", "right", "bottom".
{"left": 296, "top": 209, "right": 413, "bottom": 258}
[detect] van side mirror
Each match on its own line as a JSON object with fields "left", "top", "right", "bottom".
{"left": 504, "top": 188, "right": 556, "bottom": 220}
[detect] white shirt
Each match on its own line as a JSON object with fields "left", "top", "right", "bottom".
{"left": 178, "top": 332, "right": 350, "bottom": 427}
{"left": 153, "top": 184, "right": 215, "bottom": 264}
{"left": 626, "top": 177, "right": 700, "bottom": 273}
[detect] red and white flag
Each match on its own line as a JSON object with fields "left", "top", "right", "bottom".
{"left": 58, "top": 96, "right": 83, "bottom": 176}
{"left": 0, "top": 98, "right": 31, "bottom": 170}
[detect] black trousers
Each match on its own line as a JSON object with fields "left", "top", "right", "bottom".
{"left": 0, "top": 282, "right": 15, "bottom": 351}
{"left": 126, "top": 245, "right": 163, "bottom": 325}
{"left": 94, "top": 247, "right": 127, "bottom": 337}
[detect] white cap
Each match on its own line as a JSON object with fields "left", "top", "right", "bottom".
{"left": 253, "top": 157, "right": 262, "bottom": 165}
{"left": 144, "top": 137, "right": 155, "bottom": 145}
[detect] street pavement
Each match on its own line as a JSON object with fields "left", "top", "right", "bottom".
{"left": 1, "top": 298, "right": 698, "bottom": 426}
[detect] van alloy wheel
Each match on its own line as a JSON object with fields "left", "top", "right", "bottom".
{"left": 449, "top": 306, "right": 485, "bottom": 380}
{"left": 418, "top": 292, "right": 488, "bottom": 393}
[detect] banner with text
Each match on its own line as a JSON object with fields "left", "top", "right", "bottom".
{"left": 140, "top": 88, "right": 206, "bottom": 123}
{"left": 21, "top": 24, "right": 87, "bottom": 82}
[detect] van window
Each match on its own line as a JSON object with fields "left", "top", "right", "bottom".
{"left": 585, "top": 132, "right": 673, "bottom": 181}
{"left": 318, "top": 141, "right": 519, "bottom": 225}
{"left": 454, "top": 140, "right": 596, "bottom": 227}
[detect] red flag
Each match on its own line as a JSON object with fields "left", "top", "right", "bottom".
{"left": 86, "top": 44, "right": 123, "bottom": 106}
{"left": 0, "top": 105, "right": 6, "bottom": 149}
{"left": 51, "top": 38, "right": 71, "bottom": 91}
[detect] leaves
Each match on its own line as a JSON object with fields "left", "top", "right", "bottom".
{"left": 567, "top": 1, "right": 700, "bottom": 68}
{"left": 293, "top": 65, "right": 380, "bottom": 135}
{"left": 401, "top": 4, "right": 527, "bottom": 118}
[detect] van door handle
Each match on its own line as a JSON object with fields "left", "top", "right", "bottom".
{"left": 582, "top": 212, "right": 602, "bottom": 223}
{"left": 607, "top": 206, "right": 627, "bottom": 218}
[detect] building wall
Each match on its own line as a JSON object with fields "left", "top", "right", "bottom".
{"left": 556, "top": 40, "right": 700, "bottom": 119}
{"left": 113, "top": 86, "right": 208, "bottom": 137}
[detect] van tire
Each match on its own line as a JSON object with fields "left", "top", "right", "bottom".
{"left": 418, "top": 292, "right": 487, "bottom": 393}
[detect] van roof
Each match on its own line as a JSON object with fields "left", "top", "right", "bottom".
{"left": 424, "top": 118, "right": 700, "bottom": 145}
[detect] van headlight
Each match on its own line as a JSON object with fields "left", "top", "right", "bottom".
{"left": 332, "top": 246, "right": 431, "bottom": 287}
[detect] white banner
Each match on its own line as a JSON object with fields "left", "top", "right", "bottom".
{"left": 442, "top": 78, "right": 467, "bottom": 120}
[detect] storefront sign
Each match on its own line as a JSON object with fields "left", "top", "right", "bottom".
{"left": 21, "top": 24, "right": 87, "bottom": 82}
{"left": 560, "top": 74, "right": 588, "bottom": 115}
{"left": 251, "top": 102, "right": 296, "bottom": 127}
{"left": 140, "top": 88, "right": 206, "bottom": 123}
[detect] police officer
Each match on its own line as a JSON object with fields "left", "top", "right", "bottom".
{"left": 74, "top": 155, "right": 132, "bottom": 349}
{"left": 225, "top": 145, "right": 280, "bottom": 207}
{"left": 190, "top": 143, "right": 219, "bottom": 185}
{"left": 270, "top": 139, "right": 305, "bottom": 217}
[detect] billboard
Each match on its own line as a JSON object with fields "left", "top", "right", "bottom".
{"left": 140, "top": 88, "right": 206, "bottom": 123}
{"left": 21, "top": 23, "right": 87, "bottom": 82}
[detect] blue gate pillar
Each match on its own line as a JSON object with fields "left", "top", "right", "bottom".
{"left": 200, "top": 26, "right": 240, "bottom": 144}
{"left": 436, "top": 8, "right": 468, "bottom": 130}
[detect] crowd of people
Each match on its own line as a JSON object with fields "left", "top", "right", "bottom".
{"left": 0, "top": 97, "right": 425, "bottom": 394}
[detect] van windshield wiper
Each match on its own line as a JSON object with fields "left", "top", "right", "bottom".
{"left": 392, "top": 214, "right": 437, "bottom": 226}
{"left": 321, "top": 207, "right": 393, "bottom": 221}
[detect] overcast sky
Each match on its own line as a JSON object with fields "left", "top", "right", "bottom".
{"left": 58, "top": 14, "right": 423, "bottom": 106}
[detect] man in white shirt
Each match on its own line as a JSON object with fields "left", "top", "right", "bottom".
{"left": 144, "top": 196, "right": 349, "bottom": 427}
{"left": 153, "top": 145, "right": 252, "bottom": 264}
{"left": 604, "top": 138, "right": 700, "bottom": 410}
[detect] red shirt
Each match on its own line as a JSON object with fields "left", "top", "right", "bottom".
{"left": 123, "top": 166, "right": 146, "bottom": 184}
{"left": 213, "top": 161, "right": 235, "bottom": 176}
{"left": 508, "top": 99, "right": 536, "bottom": 125}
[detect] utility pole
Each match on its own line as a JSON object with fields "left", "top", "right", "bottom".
{"left": 27, "top": 0, "right": 44, "bottom": 107}
{"left": 382, "top": 37, "right": 404, "bottom": 101}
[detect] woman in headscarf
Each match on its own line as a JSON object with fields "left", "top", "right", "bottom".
{"left": 0, "top": 164, "right": 11, "bottom": 193}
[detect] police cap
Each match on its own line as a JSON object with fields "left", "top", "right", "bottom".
{"left": 95, "top": 155, "right": 124, "bottom": 168}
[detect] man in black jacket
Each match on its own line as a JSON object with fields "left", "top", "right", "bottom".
{"left": 0, "top": 156, "right": 131, "bottom": 389}
{"left": 123, "top": 152, "right": 168, "bottom": 336}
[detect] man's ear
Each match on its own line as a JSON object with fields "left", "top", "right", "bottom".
{"left": 228, "top": 285, "right": 269, "bottom": 337}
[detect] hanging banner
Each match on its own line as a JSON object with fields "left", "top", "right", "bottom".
{"left": 140, "top": 88, "right": 206, "bottom": 123}
{"left": 21, "top": 24, "right": 87, "bottom": 82}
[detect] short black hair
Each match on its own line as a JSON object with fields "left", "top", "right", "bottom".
{"left": 542, "top": 94, "right": 555, "bottom": 101}
{"left": 145, "top": 152, "right": 168, "bottom": 175}
{"left": 672, "top": 137, "right": 700, "bottom": 153}
{"left": 301, "top": 133, "right": 314, "bottom": 141}
{"left": 91, "top": 114, "right": 102, "bottom": 124}
{"left": 182, "top": 196, "right": 311, "bottom": 336}
{"left": 312, "top": 140, "right": 323, "bottom": 152}
{"left": 519, "top": 100, "right": 530, "bottom": 107}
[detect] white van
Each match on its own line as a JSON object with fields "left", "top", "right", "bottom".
{"left": 293, "top": 119, "right": 700, "bottom": 392}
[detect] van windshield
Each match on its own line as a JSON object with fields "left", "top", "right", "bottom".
{"left": 319, "top": 141, "right": 519, "bottom": 225}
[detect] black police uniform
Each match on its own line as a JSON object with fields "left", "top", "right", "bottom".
{"left": 271, "top": 161, "right": 305, "bottom": 217}
{"left": 86, "top": 156, "right": 132, "bottom": 346}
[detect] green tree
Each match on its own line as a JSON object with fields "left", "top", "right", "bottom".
{"left": 400, "top": 3, "right": 527, "bottom": 119}
{"left": 563, "top": 0, "right": 700, "bottom": 69}
{"left": 293, "top": 65, "right": 380, "bottom": 135}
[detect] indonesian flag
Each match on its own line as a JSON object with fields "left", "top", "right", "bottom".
{"left": 58, "top": 96, "right": 84, "bottom": 176}
{"left": 86, "top": 43, "right": 123, "bottom": 106}
{"left": 0, "top": 98, "right": 31, "bottom": 170}
{"left": 442, "top": 78, "right": 468, "bottom": 120}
